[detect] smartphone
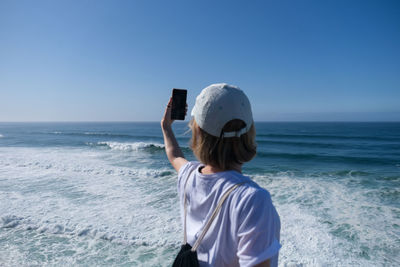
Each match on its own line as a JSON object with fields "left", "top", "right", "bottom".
{"left": 171, "top": 88, "right": 187, "bottom": 120}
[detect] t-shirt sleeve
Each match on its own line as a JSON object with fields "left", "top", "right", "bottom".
{"left": 237, "top": 189, "right": 281, "bottom": 267}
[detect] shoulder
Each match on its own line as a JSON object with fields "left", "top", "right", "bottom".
{"left": 237, "top": 183, "right": 272, "bottom": 210}
{"left": 227, "top": 172, "right": 271, "bottom": 203}
{"left": 177, "top": 161, "right": 202, "bottom": 192}
{"left": 178, "top": 161, "right": 201, "bottom": 179}
{"left": 229, "top": 177, "right": 276, "bottom": 223}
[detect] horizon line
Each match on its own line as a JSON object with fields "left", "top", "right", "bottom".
{"left": 0, "top": 120, "right": 399, "bottom": 123}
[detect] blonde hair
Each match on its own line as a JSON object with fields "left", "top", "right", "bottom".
{"left": 189, "top": 119, "right": 257, "bottom": 170}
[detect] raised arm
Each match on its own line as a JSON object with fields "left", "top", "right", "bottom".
{"left": 161, "top": 98, "right": 188, "bottom": 172}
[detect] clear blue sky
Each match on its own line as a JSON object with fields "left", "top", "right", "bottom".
{"left": 0, "top": 0, "right": 399, "bottom": 121}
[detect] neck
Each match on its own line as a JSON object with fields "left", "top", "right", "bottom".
{"left": 201, "top": 164, "right": 242, "bottom": 174}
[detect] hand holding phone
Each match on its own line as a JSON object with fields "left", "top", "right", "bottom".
{"left": 171, "top": 89, "right": 187, "bottom": 120}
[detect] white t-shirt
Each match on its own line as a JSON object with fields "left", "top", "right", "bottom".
{"left": 177, "top": 161, "right": 281, "bottom": 267}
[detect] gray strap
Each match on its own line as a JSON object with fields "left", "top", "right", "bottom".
{"left": 190, "top": 182, "right": 244, "bottom": 252}
{"left": 222, "top": 127, "right": 249, "bottom": 138}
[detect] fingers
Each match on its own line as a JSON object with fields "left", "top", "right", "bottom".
{"left": 165, "top": 98, "right": 171, "bottom": 110}
{"left": 162, "top": 98, "right": 174, "bottom": 128}
{"left": 163, "top": 98, "right": 172, "bottom": 118}
{"left": 163, "top": 98, "right": 188, "bottom": 125}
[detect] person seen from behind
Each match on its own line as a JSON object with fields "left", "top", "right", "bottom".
{"left": 161, "top": 83, "right": 281, "bottom": 267}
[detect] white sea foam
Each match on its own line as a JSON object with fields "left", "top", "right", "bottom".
{"left": 0, "top": 146, "right": 180, "bottom": 264}
{"left": 97, "top": 141, "right": 165, "bottom": 151}
{"left": 0, "top": 146, "right": 399, "bottom": 266}
{"left": 0, "top": 134, "right": 3, "bottom": 138}
{"left": 252, "top": 173, "right": 400, "bottom": 266}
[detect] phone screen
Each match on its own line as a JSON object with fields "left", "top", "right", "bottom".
{"left": 171, "top": 89, "right": 187, "bottom": 120}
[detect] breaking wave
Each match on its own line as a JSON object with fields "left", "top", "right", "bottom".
{"left": 95, "top": 141, "right": 165, "bottom": 152}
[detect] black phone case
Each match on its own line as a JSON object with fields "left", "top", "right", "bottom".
{"left": 171, "top": 89, "right": 187, "bottom": 120}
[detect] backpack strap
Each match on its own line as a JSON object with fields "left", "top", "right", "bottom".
{"left": 183, "top": 167, "right": 196, "bottom": 244}
{"left": 190, "top": 182, "right": 244, "bottom": 252}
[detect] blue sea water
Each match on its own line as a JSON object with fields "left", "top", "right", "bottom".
{"left": 0, "top": 122, "right": 399, "bottom": 266}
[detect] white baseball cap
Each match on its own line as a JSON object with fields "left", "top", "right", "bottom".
{"left": 191, "top": 83, "right": 253, "bottom": 138}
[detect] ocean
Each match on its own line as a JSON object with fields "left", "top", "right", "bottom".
{"left": 0, "top": 122, "right": 399, "bottom": 266}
